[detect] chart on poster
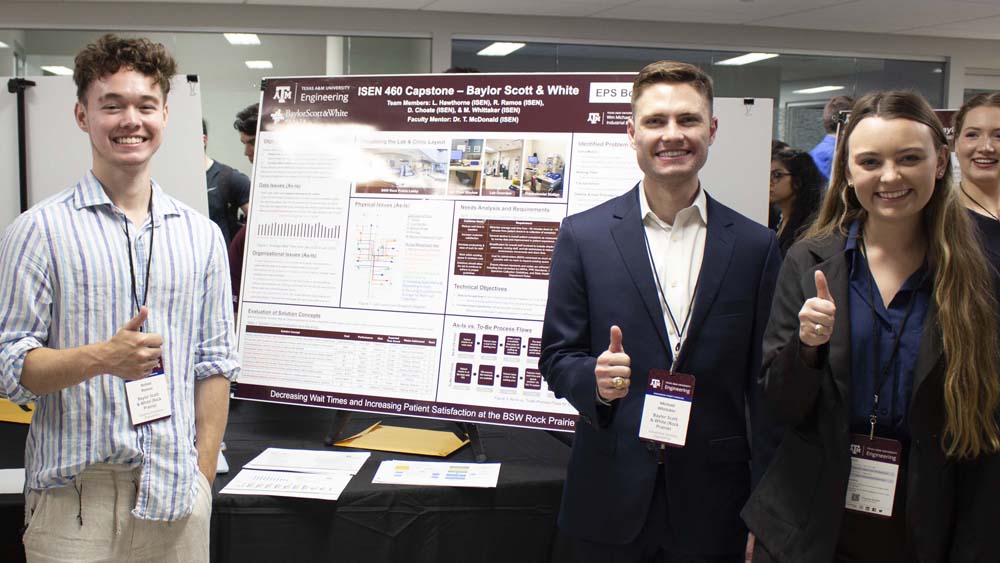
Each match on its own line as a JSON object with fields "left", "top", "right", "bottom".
{"left": 235, "top": 72, "right": 772, "bottom": 431}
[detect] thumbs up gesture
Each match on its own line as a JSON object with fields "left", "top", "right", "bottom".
{"left": 595, "top": 325, "right": 631, "bottom": 401}
{"left": 101, "top": 307, "right": 164, "bottom": 380}
{"left": 799, "top": 270, "right": 836, "bottom": 347}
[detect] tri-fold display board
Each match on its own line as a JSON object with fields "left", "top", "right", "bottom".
{"left": 234, "top": 72, "right": 772, "bottom": 432}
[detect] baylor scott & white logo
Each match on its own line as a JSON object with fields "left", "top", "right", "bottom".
{"left": 274, "top": 85, "right": 293, "bottom": 103}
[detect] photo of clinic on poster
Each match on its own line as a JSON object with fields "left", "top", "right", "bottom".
{"left": 355, "top": 144, "right": 450, "bottom": 195}
{"left": 479, "top": 139, "right": 523, "bottom": 197}
{"left": 448, "top": 138, "right": 484, "bottom": 196}
{"left": 521, "top": 137, "right": 567, "bottom": 198}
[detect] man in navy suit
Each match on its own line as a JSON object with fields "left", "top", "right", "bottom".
{"left": 539, "top": 61, "right": 781, "bottom": 562}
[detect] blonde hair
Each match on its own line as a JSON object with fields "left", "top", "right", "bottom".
{"left": 808, "top": 90, "right": 1000, "bottom": 459}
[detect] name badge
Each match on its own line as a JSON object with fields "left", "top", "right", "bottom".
{"left": 638, "top": 369, "right": 695, "bottom": 447}
{"left": 125, "top": 359, "right": 172, "bottom": 426}
{"left": 845, "top": 434, "right": 902, "bottom": 518}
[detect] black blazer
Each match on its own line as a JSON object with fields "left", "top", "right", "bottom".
{"left": 741, "top": 234, "right": 1000, "bottom": 562}
{"left": 540, "top": 186, "right": 781, "bottom": 555}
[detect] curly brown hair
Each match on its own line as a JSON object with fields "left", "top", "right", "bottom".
{"left": 73, "top": 34, "right": 177, "bottom": 102}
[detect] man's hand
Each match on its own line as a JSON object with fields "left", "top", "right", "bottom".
{"left": 100, "top": 307, "right": 163, "bottom": 380}
{"left": 799, "top": 270, "right": 835, "bottom": 348}
{"left": 595, "top": 325, "right": 631, "bottom": 402}
{"left": 745, "top": 532, "right": 755, "bottom": 562}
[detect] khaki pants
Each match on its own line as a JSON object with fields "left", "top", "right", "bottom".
{"left": 23, "top": 464, "right": 211, "bottom": 563}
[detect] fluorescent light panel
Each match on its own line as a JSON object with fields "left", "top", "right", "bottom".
{"left": 245, "top": 60, "right": 273, "bottom": 69}
{"left": 41, "top": 65, "right": 73, "bottom": 76}
{"left": 0, "top": 41, "right": 9, "bottom": 49}
{"left": 225, "top": 33, "right": 260, "bottom": 45}
{"left": 477, "top": 42, "right": 525, "bottom": 57}
{"left": 714, "top": 52, "right": 778, "bottom": 66}
{"left": 793, "top": 85, "right": 844, "bottom": 94}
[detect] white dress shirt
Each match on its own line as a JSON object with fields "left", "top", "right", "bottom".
{"left": 638, "top": 182, "right": 708, "bottom": 363}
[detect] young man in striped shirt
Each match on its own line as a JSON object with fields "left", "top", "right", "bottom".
{"left": 0, "top": 34, "right": 237, "bottom": 562}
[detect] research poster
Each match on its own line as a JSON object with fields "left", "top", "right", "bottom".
{"left": 235, "top": 72, "right": 772, "bottom": 431}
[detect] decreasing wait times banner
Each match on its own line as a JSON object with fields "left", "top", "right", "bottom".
{"left": 234, "top": 72, "right": 772, "bottom": 432}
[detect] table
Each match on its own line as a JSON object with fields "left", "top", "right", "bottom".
{"left": 1, "top": 399, "right": 574, "bottom": 563}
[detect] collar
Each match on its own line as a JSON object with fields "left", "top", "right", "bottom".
{"left": 638, "top": 181, "right": 708, "bottom": 229}
{"left": 844, "top": 218, "right": 931, "bottom": 290}
{"left": 844, "top": 219, "right": 863, "bottom": 253}
{"left": 73, "top": 170, "right": 181, "bottom": 227}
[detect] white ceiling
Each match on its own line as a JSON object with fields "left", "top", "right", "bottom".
{"left": 18, "top": 0, "right": 1000, "bottom": 41}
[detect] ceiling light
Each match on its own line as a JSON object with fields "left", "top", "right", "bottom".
{"left": 245, "top": 60, "right": 273, "bottom": 69}
{"left": 714, "top": 53, "right": 778, "bottom": 66}
{"left": 0, "top": 41, "right": 9, "bottom": 49}
{"left": 41, "top": 65, "right": 73, "bottom": 76}
{"left": 225, "top": 33, "right": 260, "bottom": 45}
{"left": 477, "top": 42, "right": 525, "bottom": 57}
{"left": 793, "top": 85, "right": 844, "bottom": 94}
{"left": 932, "top": 68, "right": 943, "bottom": 74}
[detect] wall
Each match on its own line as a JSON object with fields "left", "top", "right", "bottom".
{"left": 2, "top": 1, "right": 996, "bottom": 106}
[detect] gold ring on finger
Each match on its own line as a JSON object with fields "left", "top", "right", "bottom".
{"left": 814, "top": 323, "right": 823, "bottom": 335}
{"left": 612, "top": 376, "right": 625, "bottom": 390}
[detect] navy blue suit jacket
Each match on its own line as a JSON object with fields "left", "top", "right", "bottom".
{"left": 539, "top": 185, "right": 781, "bottom": 554}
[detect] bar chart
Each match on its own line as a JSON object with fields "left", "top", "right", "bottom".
{"left": 257, "top": 222, "right": 342, "bottom": 239}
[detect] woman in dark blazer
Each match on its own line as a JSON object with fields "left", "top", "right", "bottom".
{"left": 742, "top": 91, "right": 1000, "bottom": 562}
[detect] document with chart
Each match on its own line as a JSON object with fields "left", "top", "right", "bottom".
{"left": 234, "top": 73, "right": 771, "bottom": 431}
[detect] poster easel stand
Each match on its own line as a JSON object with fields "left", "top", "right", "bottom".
{"left": 323, "top": 409, "right": 488, "bottom": 461}
{"left": 7, "top": 78, "right": 36, "bottom": 213}
{"left": 323, "top": 409, "right": 354, "bottom": 446}
{"left": 456, "top": 421, "right": 487, "bottom": 462}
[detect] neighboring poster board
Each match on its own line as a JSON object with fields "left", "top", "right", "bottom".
{"left": 0, "top": 74, "right": 207, "bottom": 231}
{"left": 234, "top": 72, "right": 772, "bottom": 432}
{"left": 0, "top": 79, "right": 20, "bottom": 230}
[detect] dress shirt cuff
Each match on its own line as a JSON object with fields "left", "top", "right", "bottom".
{"left": 0, "top": 337, "right": 44, "bottom": 404}
{"left": 193, "top": 359, "right": 240, "bottom": 382}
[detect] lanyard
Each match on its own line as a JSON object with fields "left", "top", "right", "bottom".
{"left": 123, "top": 194, "right": 154, "bottom": 329}
{"left": 642, "top": 223, "right": 700, "bottom": 372}
{"left": 859, "top": 238, "right": 924, "bottom": 439}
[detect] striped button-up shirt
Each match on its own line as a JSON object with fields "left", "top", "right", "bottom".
{"left": 0, "top": 171, "right": 238, "bottom": 521}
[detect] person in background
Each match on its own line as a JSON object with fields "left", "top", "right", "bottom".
{"left": 203, "top": 119, "right": 251, "bottom": 244}
{"left": 769, "top": 146, "right": 825, "bottom": 256}
{"left": 228, "top": 103, "right": 259, "bottom": 318}
{"left": 768, "top": 140, "right": 791, "bottom": 231}
{"left": 233, "top": 103, "right": 258, "bottom": 165}
{"left": 809, "top": 95, "right": 854, "bottom": 181}
{"left": 743, "top": 90, "right": 1000, "bottom": 562}
{"left": 0, "top": 34, "right": 237, "bottom": 562}
{"left": 443, "top": 66, "right": 480, "bottom": 73}
{"left": 953, "top": 92, "right": 1000, "bottom": 268}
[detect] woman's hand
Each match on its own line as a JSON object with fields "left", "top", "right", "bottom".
{"left": 799, "top": 270, "right": 835, "bottom": 347}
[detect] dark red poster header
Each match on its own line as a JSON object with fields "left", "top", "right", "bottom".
{"left": 259, "top": 73, "right": 635, "bottom": 133}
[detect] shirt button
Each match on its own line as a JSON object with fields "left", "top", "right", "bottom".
{"left": 670, "top": 281, "right": 678, "bottom": 288}
{"left": 671, "top": 236, "right": 679, "bottom": 242}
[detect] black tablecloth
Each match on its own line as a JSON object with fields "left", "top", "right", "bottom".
{"left": 1, "top": 399, "right": 574, "bottom": 563}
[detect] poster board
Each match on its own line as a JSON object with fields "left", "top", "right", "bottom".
{"left": 234, "top": 72, "right": 772, "bottom": 431}
{"left": 0, "top": 74, "right": 207, "bottom": 231}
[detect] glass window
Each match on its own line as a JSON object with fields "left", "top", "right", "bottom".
{"left": 0, "top": 29, "right": 430, "bottom": 175}
{"left": 453, "top": 39, "right": 945, "bottom": 152}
